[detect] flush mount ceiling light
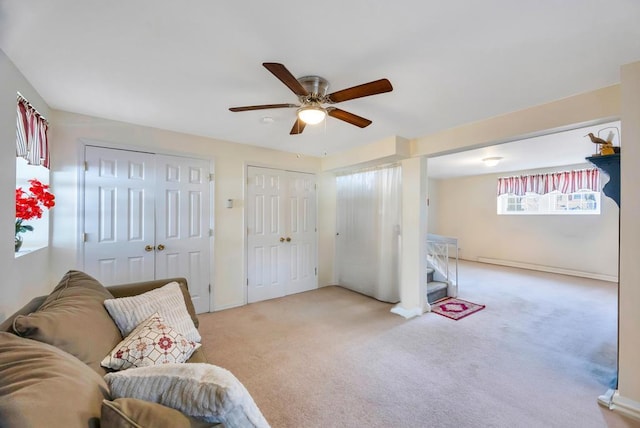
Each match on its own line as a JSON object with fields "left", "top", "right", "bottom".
{"left": 482, "top": 157, "right": 503, "bottom": 167}
{"left": 297, "top": 105, "right": 327, "bottom": 125}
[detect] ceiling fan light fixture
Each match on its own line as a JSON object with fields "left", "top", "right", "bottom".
{"left": 482, "top": 156, "right": 503, "bottom": 167}
{"left": 297, "top": 106, "right": 326, "bottom": 125}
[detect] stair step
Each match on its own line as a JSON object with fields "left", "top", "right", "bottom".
{"left": 427, "top": 281, "right": 448, "bottom": 293}
{"left": 427, "top": 281, "right": 448, "bottom": 304}
{"left": 427, "top": 268, "right": 434, "bottom": 283}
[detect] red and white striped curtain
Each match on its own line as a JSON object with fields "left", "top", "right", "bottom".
{"left": 16, "top": 96, "right": 49, "bottom": 169}
{"left": 497, "top": 168, "right": 600, "bottom": 196}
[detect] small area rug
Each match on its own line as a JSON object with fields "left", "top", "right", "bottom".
{"left": 431, "top": 297, "right": 485, "bottom": 320}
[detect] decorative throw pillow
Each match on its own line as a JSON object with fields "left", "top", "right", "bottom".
{"left": 0, "top": 332, "right": 109, "bottom": 428}
{"left": 101, "top": 398, "right": 217, "bottom": 428}
{"left": 12, "top": 270, "right": 123, "bottom": 375}
{"left": 105, "top": 363, "right": 270, "bottom": 428}
{"left": 101, "top": 313, "right": 200, "bottom": 371}
{"left": 104, "top": 282, "right": 201, "bottom": 343}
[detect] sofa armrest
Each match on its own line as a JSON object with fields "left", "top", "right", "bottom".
{"left": 107, "top": 278, "right": 199, "bottom": 328}
{"left": 0, "top": 296, "right": 47, "bottom": 332}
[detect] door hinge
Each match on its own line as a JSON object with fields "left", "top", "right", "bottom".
{"left": 315, "top": 267, "right": 317, "bottom": 276}
{"left": 208, "top": 283, "right": 211, "bottom": 293}
{"left": 83, "top": 233, "right": 88, "bottom": 242}
{"left": 209, "top": 173, "right": 215, "bottom": 182}
{"left": 246, "top": 278, "right": 249, "bottom": 286}
{"left": 209, "top": 228, "right": 214, "bottom": 237}
{"left": 84, "top": 161, "right": 88, "bottom": 172}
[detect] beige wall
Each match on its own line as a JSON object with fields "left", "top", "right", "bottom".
{"left": 49, "top": 110, "right": 322, "bottom": 311}
{"left": 412, "top": 85, "right": 620, "bottom": 157}
{"left": 429, "top": 164, "right": 619, "bottom": 280}
{"left": 0, "top": 50, "right": 53, "bottom": 321}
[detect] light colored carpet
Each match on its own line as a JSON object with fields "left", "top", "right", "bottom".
{"left": 198, "top": 261, "right": 639, "bottom": 428}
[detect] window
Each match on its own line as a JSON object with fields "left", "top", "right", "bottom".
{"left": 498, "top": 190, "right": 600, "bottom": 215}
{"left": 497, "top": 168, "right": 600, "bottom": 215}
{"left": 15, "top": 93, "right": 52, "bottom": 255}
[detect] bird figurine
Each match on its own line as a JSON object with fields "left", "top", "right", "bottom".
{"left": 586, "top": 132, "right": 615, "bottom": 156}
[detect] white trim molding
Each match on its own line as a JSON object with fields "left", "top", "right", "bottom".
{"left": 610, "top": 391, "right": 640, "bottom": 421}
{"left": 477, "top": 257, "right": 618, "bottom": 283}
{"left": 390, "top": 305, "right": 423, "bottom": 319}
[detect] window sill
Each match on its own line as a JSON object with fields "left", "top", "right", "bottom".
{"left": 14, "top": 245, "right": 46, "bottom": 258}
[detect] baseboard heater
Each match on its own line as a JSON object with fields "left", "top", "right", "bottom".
{"left": 476, "top": 257, "right": 618, "bottom": 283}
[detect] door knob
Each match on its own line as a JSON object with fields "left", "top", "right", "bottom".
{"left": 280, "top": 237, "right": 285, "bottom": 242}
{"left": 144, "top": 245, "right": 154, "bottom": 252}
{"left": 286, "top": 237, "right": 291, "bottom": 242}
{"left": 157, "top": 244, "right": 165, "bottom": 251}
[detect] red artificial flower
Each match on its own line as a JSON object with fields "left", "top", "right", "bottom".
{"left": 15, "top": 179, "right": 55, "bottom": 221}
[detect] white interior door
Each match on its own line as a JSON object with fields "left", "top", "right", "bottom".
{"left": 83, "top": 146, "right": 156, "bottom": 285}
{"left": 247, "top": 167, "right": 287, "bottom": 303}
{"left": 247, "top": 166, "right": 317, "bottom": 303}
{"left": 286, "top": 171, "right": 317, "bottom": 295}
{"left": 154, "top": 154, "right": 211, "bottom": 313}
{"left": 84, "top": 146, "right": 211, "bottom": 313}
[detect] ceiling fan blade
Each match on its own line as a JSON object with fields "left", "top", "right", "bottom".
{"left": 290, "top": 117, "right": 306, "bottom": 135}
{"left": 263, "top": 62, "right": 309, "bottom": 97}
{"left": 327, "top": 79, "right": 393, "bottom": 103}
{"left": 229, "top": 103, "right": 297, "bottom": 112}
{"left": 327, "top": 108, "right": 372, "bottom": 128}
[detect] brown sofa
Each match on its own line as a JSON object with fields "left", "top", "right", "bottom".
{"left": 0, "top": 270, "right": 219, "bottom": 428}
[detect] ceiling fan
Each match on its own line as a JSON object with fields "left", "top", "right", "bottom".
{"left": 229, "top": 62, "right": 393, "bottom": 135}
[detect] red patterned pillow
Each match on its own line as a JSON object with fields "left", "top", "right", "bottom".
{"left": 101, "top": 313, "right": 200, "bottom": 371}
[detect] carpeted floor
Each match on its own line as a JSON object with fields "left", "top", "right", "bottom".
{"left": 198, "top": 261, "right": 639, "bottom": 428}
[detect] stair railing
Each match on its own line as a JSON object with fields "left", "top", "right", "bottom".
{"left": 426, "top": 233, "right": 459, "bottom": 297}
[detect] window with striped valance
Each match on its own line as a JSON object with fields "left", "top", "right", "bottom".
{"left": 497, "top": 168, "right": 600, "bottom": 196}
{"left": 16, "top": 94, "right": 49, "bottom": 169}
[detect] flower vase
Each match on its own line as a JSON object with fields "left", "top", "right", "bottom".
{"left": 15, "top": 235, "right": 23, "bottom": 252}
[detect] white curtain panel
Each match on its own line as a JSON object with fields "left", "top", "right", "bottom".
{"left": 335, "top": 165, "right": 401, "bottom": 303}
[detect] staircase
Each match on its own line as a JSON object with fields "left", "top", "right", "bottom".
{"left": 426, "top": 234, "right": 459, "bottom": 304}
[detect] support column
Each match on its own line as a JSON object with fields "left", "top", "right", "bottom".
{"left": 391, "top": 156, "right": 429, "bottom": 318}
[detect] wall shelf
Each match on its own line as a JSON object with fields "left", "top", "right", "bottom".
{"left": 587, "top": 153, "right": 620, "bottom": 207}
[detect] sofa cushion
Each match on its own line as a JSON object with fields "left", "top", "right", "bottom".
{"left": 101, "top": 398, "right": 218, "bottom": 428}
{"left": 101, "top": 313, "right": 200, "bottom": 371}
{"left": 12, "top": 270, "right": 123, "bottom": 375}
{"left": 104, "top": 282, "right": 201, "bottom": 343}
{"left": 0, "top": 332, "right": 109, "bottom": 428}
{"left": 105, "top": 363, "right": 270, "bottom": 427}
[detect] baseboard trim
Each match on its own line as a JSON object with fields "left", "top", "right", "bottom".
{"left": 611, "top": 392, "right": 640, "bottom": 421}
{"left": 390, "top": 305, "right": 423, "bottom": 319}
{"left": 212, "top": 301, "right": 245, "bottom": 312}
{"left": 476, "top": 257, "right": 618, "bottom": 283}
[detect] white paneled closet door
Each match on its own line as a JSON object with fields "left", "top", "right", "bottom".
{"left": 285, "top": 171, "right": 318, "bottom": 296}
{"left": 83, "top": 147, "right": 156, "bottom": 285}
{"left": 154, "top": 154, "right": 211, "bottom": 313}
{"left": 246, "top": 166, "right": 317, "bottom": 303}
{"left": 83, "top": 146, "right": 211, "bottom": 313}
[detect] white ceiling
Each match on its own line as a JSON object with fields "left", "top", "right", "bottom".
{"left": 0, "top": 1, "right": 638, "bottom": 159}
{"left": 427, "top": 120, "right": 621, "bottom": 179}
